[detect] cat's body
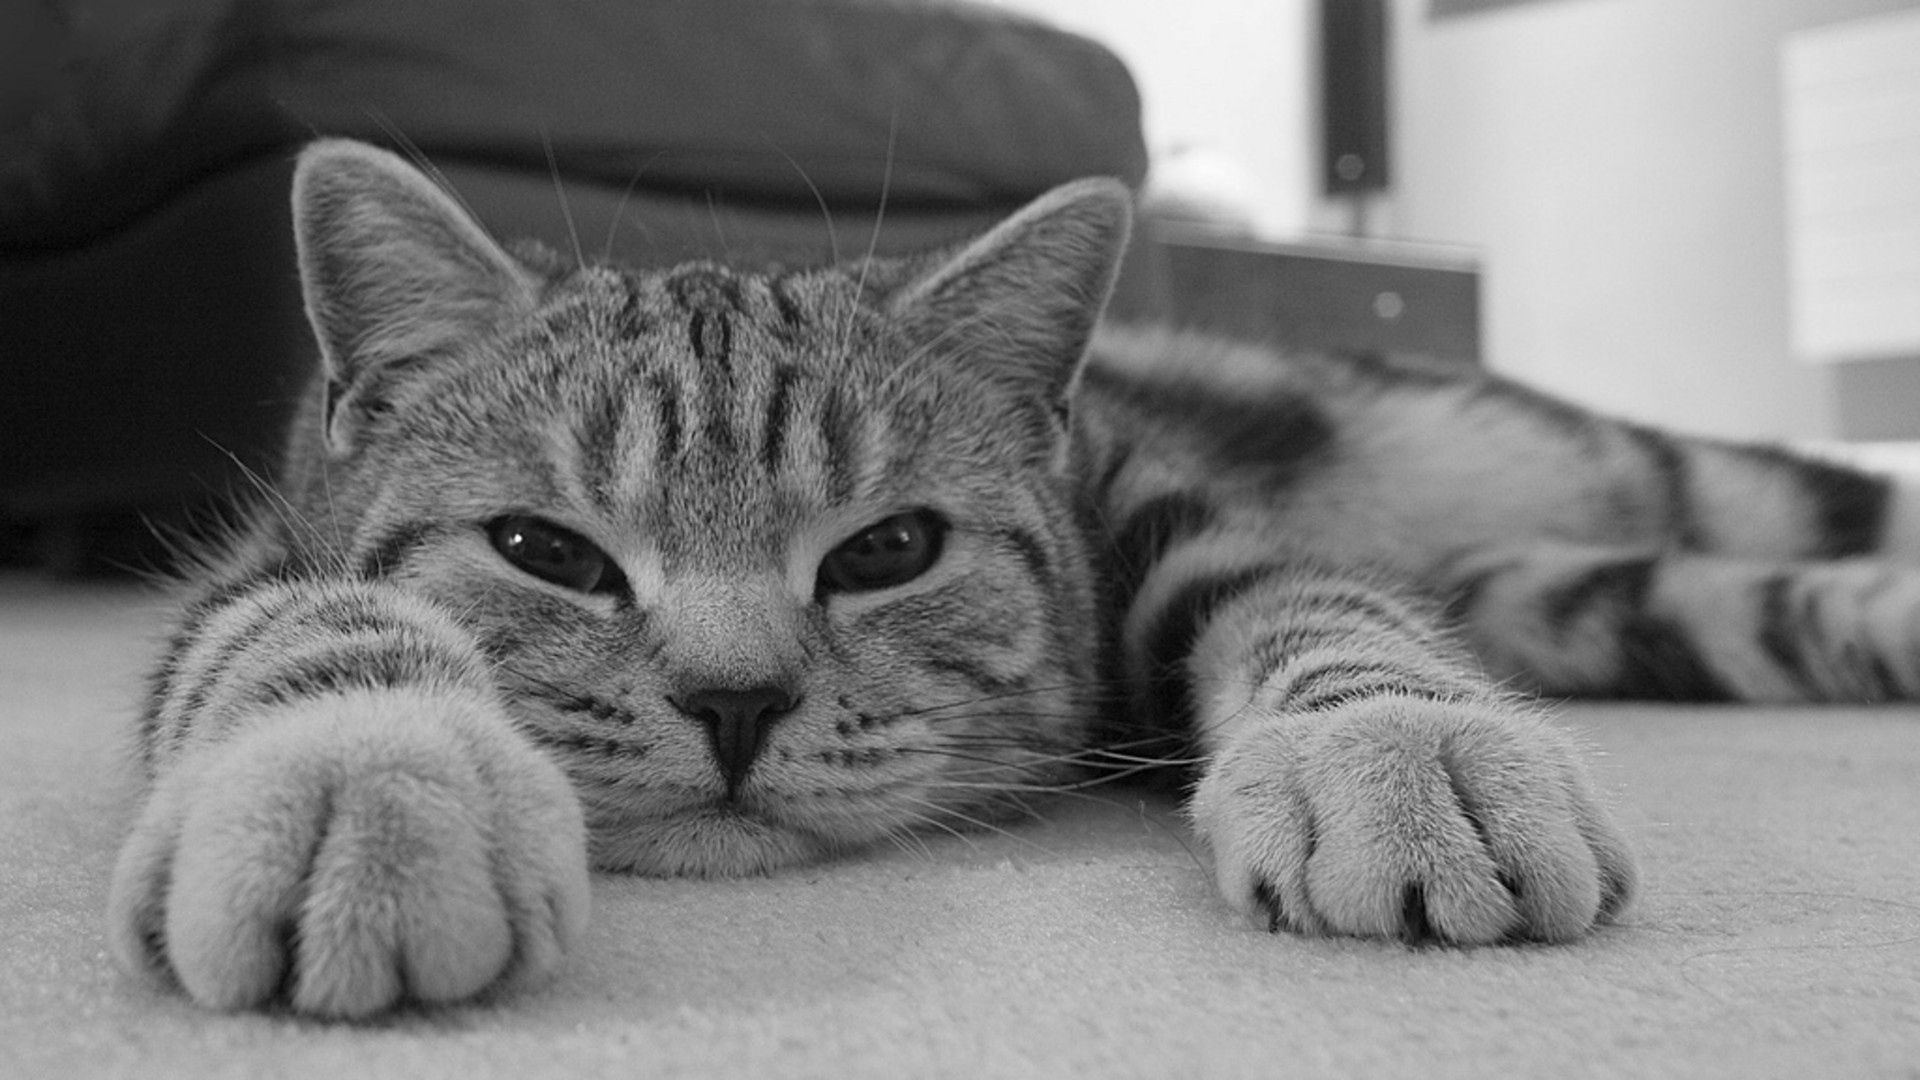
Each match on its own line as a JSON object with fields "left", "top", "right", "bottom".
{"left": 108, "top": 140, "right": 1920, "bottom": 1017}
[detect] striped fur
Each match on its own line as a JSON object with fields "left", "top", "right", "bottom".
{"left": 108, "top": 139, "right": 1920, "bottom": 1017}
{"left": 1078, "top": 328, "right": 1920, "bottom": 707}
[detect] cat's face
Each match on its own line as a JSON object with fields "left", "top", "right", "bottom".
{"left": 281, "top": 140, "right": 1131, "bottom": 874}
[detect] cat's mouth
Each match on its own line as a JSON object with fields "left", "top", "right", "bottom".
{"left": 584, "top": 797, "right": 844, "bottom": 877}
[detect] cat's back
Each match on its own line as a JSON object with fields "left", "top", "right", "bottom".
{"left": 1074, "top": 326, "right": 1674, "bottom": 579}
{"left": 1074, "top": 324, "right": 1484, "bottom": 500}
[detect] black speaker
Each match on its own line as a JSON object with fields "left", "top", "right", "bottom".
{"left": 1320, "top": 0, "right": 1392, "bottom": 195}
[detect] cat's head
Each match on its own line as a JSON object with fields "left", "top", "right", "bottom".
{"left": 280, "top": 138, "right": 1132, "bottom": 874}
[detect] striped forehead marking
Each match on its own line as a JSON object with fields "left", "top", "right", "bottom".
{"left": 561, "top": 265, "right": 880, "bottom": 517}
{"left": 666, "top": 267, "right": 745, "bottom": 366}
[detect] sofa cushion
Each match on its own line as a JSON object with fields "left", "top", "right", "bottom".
{"left": 3, "top": 0, "right": 1147, "bottom": 249}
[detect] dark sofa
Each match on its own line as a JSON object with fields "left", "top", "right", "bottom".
{"left": 1, "top": 0, "right": 1149, "bottom": 569}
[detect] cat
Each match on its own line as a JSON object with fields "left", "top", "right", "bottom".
{"left": 106, "top": 138, "right": 1920, "bottom": 1019}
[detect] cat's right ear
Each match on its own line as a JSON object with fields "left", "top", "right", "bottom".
{"left": 292, "top": 139, "right": 540, "bottom": 454}
{"left": 885, "top": 178, "right": 1131, "bottom": 409}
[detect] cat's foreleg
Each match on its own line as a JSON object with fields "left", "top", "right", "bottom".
{"left": 108, "top": 575, "right": 590, "bottom": 1018}
{"left": 1130, "top": 554, "right": 1635, "bottom": 943}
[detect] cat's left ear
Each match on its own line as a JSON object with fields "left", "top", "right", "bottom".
{"left": 292, "top": 139, "right": 542, "bottom": 454}
{"left": 888, "top": 178, "right": 1133, "bottom": 404}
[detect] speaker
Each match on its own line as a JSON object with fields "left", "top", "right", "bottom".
{"left": 1320, "top": 0, "right": 1392, "bottom": 195}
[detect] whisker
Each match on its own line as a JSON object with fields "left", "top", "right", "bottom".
{"left": 1077, "top": 745, "right": 1205, "bottom": 769}
{"left": 910, "top": 749, "right": 1195, "bottom": 791}
{"left": 921, "top": 779, "right": 1205, "bottom": 875}
{"left": 929, "top": 729, "right": 1194, "bottom": 765}
{"left": 184, "top": 433, "right": 346, "bottom": 578}
{"left": 975, "top": 788, "right": 1053, "bottom": 827}
{"left": 890, "top": 799, "right": 987, "bottom": 852}
{"left": 835, "top": 110, "right": 899, "bottom": 366}
{"left": 895, "top": 795, "right": 1064, "bottom": 859}
{"left": 890, "top": 679, "right": 1125, "bottom": 719}
{"left": 855, "top": 111, "right": 897, "bottom": 274}
{"left": 702, "top": 189, "right": 733, "bottom": 261}
{"left": 763, "top": 137, "right": 840, "bottom": 268}
{"left": 878, "top": 823, "right": 939, "bottom": 863}
{"left": 305, "top": 445, "right": 349, "bottom": 568}
{"left": 360, "top": 114, "right": 489, "bottom": 232}
{"left": 601, "top": 150, "right": 668, "bottom": 264}
{"left": 541, "top": 129, "right": 586, "bottom": 268}
{"left": 910, "top": 778, "right": 1193, "bottom": 869}
{"left": 900, "top": 727, "right": 1200, "bottom": 778}
{"left": 895, "top": 744, "right": 1074, "bottom": 775}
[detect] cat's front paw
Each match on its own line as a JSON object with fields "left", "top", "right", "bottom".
{"left": 107, "top": 688, "right": 590, "bottom": 1018}
{"left": 1189, "top": 696, "right": 1634, "bottom": 945}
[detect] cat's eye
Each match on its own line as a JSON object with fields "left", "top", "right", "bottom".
{"left": 818, "top": 511, "right": 947, "bottom": 595}
{"left": 487, "top": 516, "right": 623, "bottom": 594}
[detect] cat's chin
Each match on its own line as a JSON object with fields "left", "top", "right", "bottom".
{"left": 587, "top": 805, "right": 839, "bottom": 877}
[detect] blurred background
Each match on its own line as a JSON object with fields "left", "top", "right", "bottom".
{"left": 1001, "top": 0, "right": 1920, "bottom": 445}
{"left": 4, "top": 0, "right": 1918, "bottom": 572}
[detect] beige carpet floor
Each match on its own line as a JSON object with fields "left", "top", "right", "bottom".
{"left": 3, "top": 573, "right": 1918, "bottom": 1079}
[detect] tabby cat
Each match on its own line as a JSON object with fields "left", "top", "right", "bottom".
{"left": 108, "top": 139, "right": 1920, "bottom": 1018}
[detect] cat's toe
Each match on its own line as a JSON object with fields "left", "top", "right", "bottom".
{"left": 106, "top": 757, "right": 209, "bottom": 994}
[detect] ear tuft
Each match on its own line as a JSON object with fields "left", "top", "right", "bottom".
{"left": 292, "top": 139, "right": 539, "bottom": 451}
{"left": 889, "top": 178, "right": 1133, "bottom": 404}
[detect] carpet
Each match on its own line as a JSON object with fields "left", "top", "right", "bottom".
{"left": 3, "top": 573, "right": 1917, "bottom": 1079}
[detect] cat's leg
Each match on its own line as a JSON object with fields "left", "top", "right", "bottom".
{"left": 1442, "top": 543, "right": 1920, "bottom": 701}
{"left": 108, "top": 574, "right": 590, "bottom": 1018}
{"left": 1130, "top": 554, "right": 1636, "bottom": 943}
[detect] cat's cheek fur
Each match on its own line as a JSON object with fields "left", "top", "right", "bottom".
{"left": 107, "top": 687, "right": 589, "bottom": 1018}
{"left": 1187, "top": 696, "right": 1637, "bottom": 945}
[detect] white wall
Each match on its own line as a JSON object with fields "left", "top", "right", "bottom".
{"left": 1391, "top": 0, "right": 1920, "bottom": 442}
{"left": 1004, "top": 0, "right": 1920, "bottom": 442}
{"left": 991, "top": 0, "right": 1319, "bottom": 234}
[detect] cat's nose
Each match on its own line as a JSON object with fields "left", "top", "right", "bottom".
{"left": 669, "top": 685, "right": 799, "bottom": 798}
